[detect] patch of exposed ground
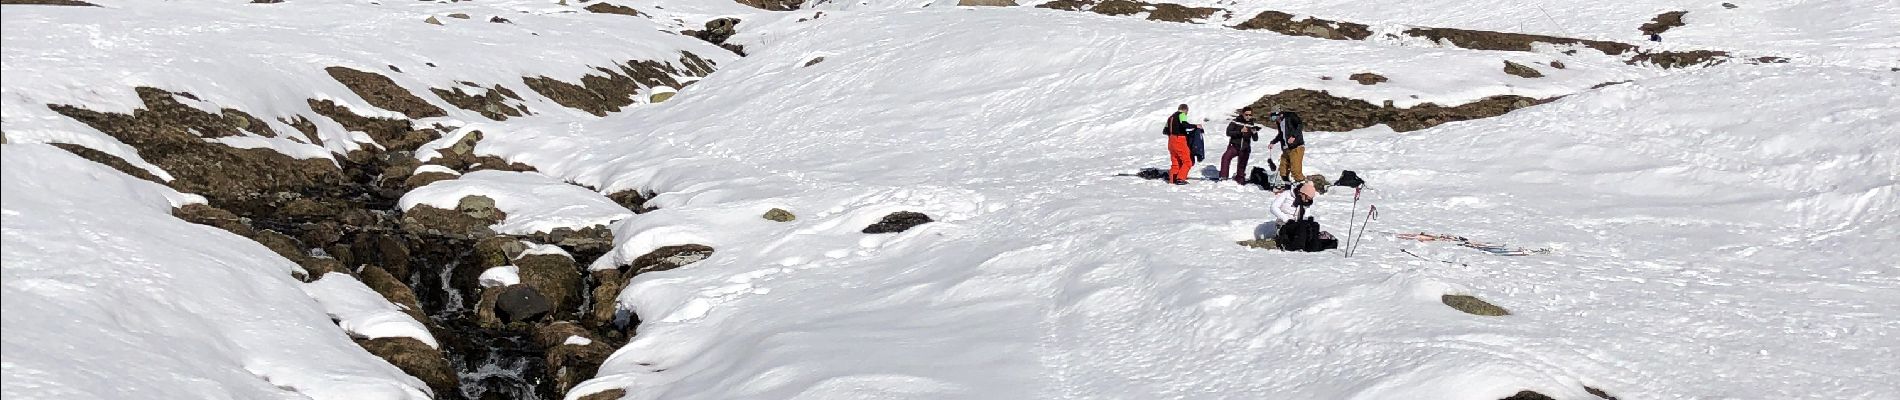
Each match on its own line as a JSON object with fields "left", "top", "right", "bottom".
{"left": 325, "top": 66, "right": 447, "bottom": 119}
{"left": 1639, "top": 11, "right": 1687, "bottom": 35}
{"left": 684, "top": 18, "right": 746, "bottom": 56}
{"left": 1233, "top": 10, "right": 1371, "bottom": 40}
{"left": 432, "top": 82, "right": 529, "bottom": 121}
{"left": 735, "top": 0, "right": 802, "bottom": 11}
{"left": 583, "top": 3, "right": 644, "bottom": 18}
{"left": 0, "top": 0, "right": 98, "bottom": 5}
{"left": 524, "top": 53, "right": 713, "bottom": 116}
{"left": 1037, "top": 0, "right": 1221, "bottom": 23}
{"left": 1242, "top": 89, "right": 1554, "bottom": 132}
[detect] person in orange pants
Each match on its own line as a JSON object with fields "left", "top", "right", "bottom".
{"left": 1164, "top": 104, "right": 1202, "bottom": 185}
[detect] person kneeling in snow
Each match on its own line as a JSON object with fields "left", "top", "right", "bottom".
{"left": 1269, "top": 181, "right": 1336, "bottom": 251}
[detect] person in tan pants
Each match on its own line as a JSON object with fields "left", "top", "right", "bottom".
{"left": 1267, "top": 110, "right": 1305, "bottom": 182}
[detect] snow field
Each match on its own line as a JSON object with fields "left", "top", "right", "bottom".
{"left": 1, "top": 145, "right": 432, "bottom": 400}
{"left": 304, "top": 273, "right": 441, "bottom": 349}
{"left": 488, "top": 8, "right": 1897, "bottom": 400}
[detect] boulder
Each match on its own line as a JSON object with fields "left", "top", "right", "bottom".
{"left": 762, "top": 208, "right": 796, "bottom": 222}
{"left": 456, "top": 195, "right": 502, "bottom": 221}
{"left": 862, "top": 211, "right": 933, "bottom": 234}
{"left": 356, "top": 337, "right": 458, "bottom": 396}
{"left": 1349, "top": 72, "right": 1387, "bottom": 85}
{"left": 474, "top": 237, "right": 530, "bottom": 268}
{"left": 173, "top": 204, "right": 253, "bottom": 237}
{"left": 401, "top": 204, "right": 498, "bottom": 239}
{"left": 525, "top": 226, "right": 615, "bottom": 255}
{"left": 1442, "top": 294, "right": 1510, "bottom": 316}
{"left": 495, "top": 285, "right": 552, "bottom": 323}
{"left": 533, "top": 322, "right": 615, "bottom": 394}
{"left": 359, "top": 265, "right": 429, "bottom": 323}
{"left": 627, "top": 244, "right": 714, "bottom": 276}
{"left": 1503, "top": 60, "right": 1544, "bottom": 78}
{"left": 516, "top": 253, "right": 583, "bottom": 319}
{"left": 584, "top": 269, "right": 628, "bottom": 328}
{"left": 351, "top": 233, "right": 412, "bottom": 279}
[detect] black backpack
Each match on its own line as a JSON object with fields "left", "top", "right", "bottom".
{"left": 1247, "top": 167, "right": 1273, "bottom": 190}
{"left": 1275, "top": 217, "right": 1337, "bottom": 252}
{"left": 1333, "top": 170, "right": 1364, "bottom": 189}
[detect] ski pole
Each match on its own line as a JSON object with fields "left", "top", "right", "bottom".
{"left": 1343, "top": 187, "right": 1362, "bottom": 258}
{"left": 1348, "top": 204, "right": 1377, "bottom": 257}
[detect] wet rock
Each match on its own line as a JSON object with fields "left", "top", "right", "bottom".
{"left": 495, "top": 284, "right": 553, "bottom": 323}
{"left": 173, "top": 204, "right": 254, "bottom": 237}
{"left": 763, "top": 208, "right": 796, "bottom": 222}
{"left": 1639, "top": 11, "right": 1687, "bottom": 35}
{"left": 298, "top": 221, "right": 345, "bottom": 249}
{"left": 533, "top": 322, "right": 615, "bottom": 394}
{"left": 1234, "top": 11, "right": 1372, "bottom": 40}
{"left": 1722, "top": 2, "right": 1738, "bottom": 9}
{"left": 1442, "top": 294, "right": 1510, "bottom": 316}
{"left": 356, "top": 337, "right": 459, "bottom": 396}
{"left": 863, "top": 211, "right": 933, "bottom": 234}
{"left": 1348, "top": 72, "right": 1387, "bottom": 85}
{"left": 359, "top": 265, "right": 429, "bottom": 323}
{"left": 804, "top": 57, "right": 825, "bottom": 67}
{"left": 351, "top": 234, "right": 412, "bottom": 279}
{"left": 516, "top": 253, "right": 583, "bottom": 319}
{"left": 1586, "top": 386, "right": 1619, "bottom": 399}
{"left": 1503, "top": 60, "right": 1544, "bottom": 78}
{"left": 584, "top": 269, "right": 628, "bottom": 328}
{"left": 324, "top": 67, "right": 446, "bottom": 119}
{"left": 958, "top": 0, "right": 1016, "bottom": 5}
{"left": 474, "top": 237, "right": 531, "bottom": 268}
{"left": 401, "top": 204, "right": 498, "bottom": 239}
{"left": 627, "top": 244, "right": 714, "bottom": 276}
{"left": 1236, "top": 239, "right": 1277, "bottom": 249}
{"left": 583, "top": 3, "right": 642, "bottom": 17}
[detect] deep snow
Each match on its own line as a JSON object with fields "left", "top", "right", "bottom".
{"left": 3, "top": 1, "right": 1896, "bottom": 400}
{"left": 1, "top": 145, "right": 432, "bottom": 400}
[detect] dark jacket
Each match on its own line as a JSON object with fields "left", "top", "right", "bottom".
{"left": 1269, "top": 114, "right": 1304, "bottom": 149}
{"left": 1165, "top": 111, "right": 1193, "bottom": 136}
{"left": 1226, "top": 115, "right": 1257, "bottom": 140}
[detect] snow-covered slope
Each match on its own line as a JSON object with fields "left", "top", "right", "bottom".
{"left": 0, "top": 145, "right": 432, "bottom": 399}
{"left": 4, "top": 1, "right": 1894, "bottom": 400}
{"left": 414, "top": 7, "right": 1897, "bottom": 400}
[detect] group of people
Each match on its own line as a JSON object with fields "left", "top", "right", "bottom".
{"left": 1162, "top": 103, "right": 1331, "bottom": 252}
{"left": 1162, "top": 103, "right": 1305, "bottom": 186}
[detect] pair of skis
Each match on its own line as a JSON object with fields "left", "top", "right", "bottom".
{"left": 1396, "top": 232, "right": 1551, "bottom": 256}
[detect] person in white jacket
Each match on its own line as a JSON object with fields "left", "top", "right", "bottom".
{"left": 1269, "top": 181, "right": 1317, "bottom": 224}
